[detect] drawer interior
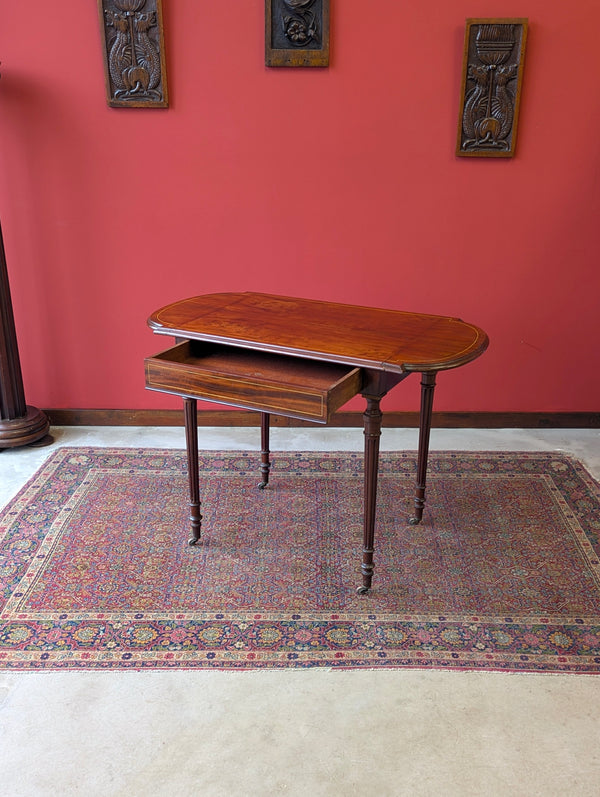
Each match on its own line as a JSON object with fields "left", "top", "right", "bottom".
{"left": 145, "top": 340, "right": 363, "bottom": 422}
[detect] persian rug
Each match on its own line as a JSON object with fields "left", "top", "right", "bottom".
{"left": 1, "top": 447, "right": 600, "bottom": 673}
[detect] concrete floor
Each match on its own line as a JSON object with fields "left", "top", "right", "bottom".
{"left": 1, "top": 426, "right": 599, "bottom": 796}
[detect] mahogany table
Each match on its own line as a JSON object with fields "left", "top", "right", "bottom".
{"left": 145, "top": 292, "right": 488, "bottom": 592}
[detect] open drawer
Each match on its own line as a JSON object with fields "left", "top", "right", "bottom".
{"left": 145, "top": 340, "right": 363, "bottom": 423}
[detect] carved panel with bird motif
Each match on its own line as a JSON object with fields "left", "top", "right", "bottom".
{"left": 98, "top": 0, "right": 168, "bottom": 108}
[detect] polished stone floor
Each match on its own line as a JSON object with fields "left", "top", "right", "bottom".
{"left": 1, "top": 426, "right": 599, "bottom": 796}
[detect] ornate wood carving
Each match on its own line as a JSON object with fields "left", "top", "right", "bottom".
{"left": 98, "top": 0, "right": 168, "bottom": 108}
{"left": 266, "top": 0, "right": 330, "bottom": 67}
{"left": 456, "top": 19, "right": 528, "bottom": 158}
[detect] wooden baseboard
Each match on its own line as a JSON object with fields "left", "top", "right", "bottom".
{"left": 43, "top": 409, "right": 600, "bottom": 429}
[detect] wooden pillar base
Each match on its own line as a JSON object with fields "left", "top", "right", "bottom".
{"left": 0, "top": 406, "right": 50, "bottom": 449}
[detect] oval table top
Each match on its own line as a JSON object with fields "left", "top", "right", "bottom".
{"left": 148, "top": 292, "right": 489, "bottom": 373}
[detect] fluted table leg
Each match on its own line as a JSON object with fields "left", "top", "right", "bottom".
{"left": 258, "top": 412, "right": 271, "bottom": 489}
{"left": 409, "top": 372, "right": 437, "bottom": 525}
{"left": 358, "top": 395, "right": 383, "bottom": 593}
{"left": 184, "top": 397, "right": 202, "bottom": 545}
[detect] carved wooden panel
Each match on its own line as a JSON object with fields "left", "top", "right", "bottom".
{"left": 98, "top": 0, "right": 168, "bottom": 108}
{"left": 456, "top": 19, "right": 528, "bottom": 157}
{"left": 266, "top": 0, "right": 330, "bottom": 67}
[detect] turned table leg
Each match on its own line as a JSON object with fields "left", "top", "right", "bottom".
{"left": 184, "top": 397, "right": 202, "bottom": 545}
{"left": 258, "top": 412, "right": 271, "bottom": 489}
{"left": 409, "top": 372, "right": 437, "bottom": 525}
{"left": 358, "top": 395, "right": 383, "bottom": 594}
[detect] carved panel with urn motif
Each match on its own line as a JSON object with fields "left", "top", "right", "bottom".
{"left": 456, "top": 19, "right": 527, "bottom": 157}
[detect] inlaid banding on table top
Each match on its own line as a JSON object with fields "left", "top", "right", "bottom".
{"left": 148, "top": 292, "right": 489, "bottom": 373}
{"left": 388, "top": 319, "right": 489, "bottom": 372}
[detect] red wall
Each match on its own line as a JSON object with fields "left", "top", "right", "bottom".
{"left": 0, "top": 1, "right": 599, "bottom": 414}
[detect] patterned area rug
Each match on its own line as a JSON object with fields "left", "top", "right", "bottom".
{"left": 1, "top": 447, "right": 600, "bottom": 672}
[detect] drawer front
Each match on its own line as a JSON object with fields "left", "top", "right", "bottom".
{"left": 145, "top": 342, "right": 362, "bottom": 423}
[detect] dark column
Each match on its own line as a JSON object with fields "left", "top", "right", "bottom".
{"left": 0, "top": 221, "right": 50, "bottom": 448}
